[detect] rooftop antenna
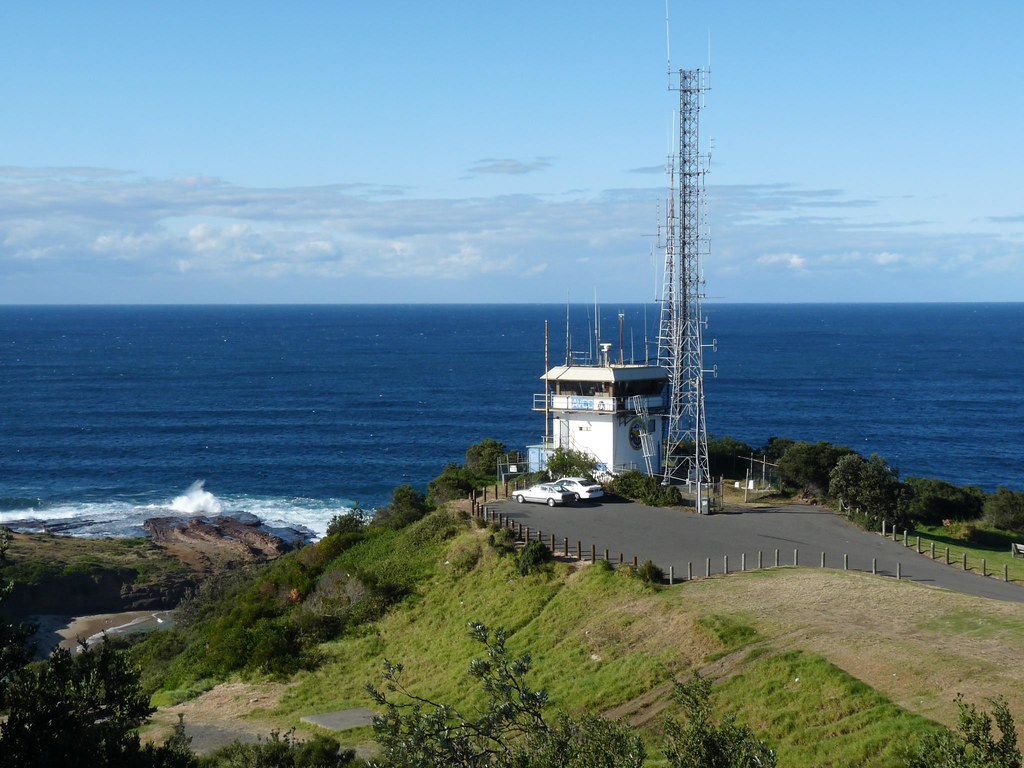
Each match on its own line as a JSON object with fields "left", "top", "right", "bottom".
{"left": 665, "top": 0, "right": 672, "bottom": 90}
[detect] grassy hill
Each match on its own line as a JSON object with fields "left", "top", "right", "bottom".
{"left": 140, "top": 506, "right": 1024, "bottom": 766}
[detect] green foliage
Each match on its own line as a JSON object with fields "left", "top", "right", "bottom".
{"left": 905, "top": 477, "right": 986, "bottom": 524}
{"left": 199, "top": 729, "right": 357, "bottom": 768}
{"left": 707, "top": 436, "right": 755, "bottom": 480}
{"left": 545, "top": 447, "right": 597, "bottom": 481}
{"left": 447, "top": 537, "right": 482, "bottom": 574}
{"left": 367, "top": 622, "right": 644, "bottom": 768}
{"left": 326, "top": 505, "right": 369, "bottom": 537}
{"left": 0, "top": 642, "right": 196, "bottom": 768}
{"left": 487, "top": 527, "right": 518, "bottom": 556}
{"left": 0, "top": 580, "right": 36, "bottom": 705}
{"left": 777, "top": 441, "right": 856, "bottom": 496}
{"left": 374, "top": 485, "right": 429, "bottom": 530}
{"left": 984, "top": 488, "right": 1024, "bottom": 533}
{"left": 608, "top": 470, "right": 682, "bottom": 507}
{"left": 465, "top": 438, "right": 507, "bottom": 480}
{"left": 904, "top": 695, "right": 1021, "bottom": 768}
{"left": 829, "top": 453, "right": 913, "bottom": 530}
{"left": 427, "top": 463, "right": 476, "bottom": 506}
{"left": 517, "top": 540, "right": 552, "bottom": 576}
{"left": 0, "top": 525, "right": 10, "bottom": 561}
{"left": 632, "top": 560, "right": 665, "bottom": 585}
{"left": 662, "top": 673, "right": 777, "bottom": 768}
{"left": 761, "top": 437, "right": 796, "bottom": 465}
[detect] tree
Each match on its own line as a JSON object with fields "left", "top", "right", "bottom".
{"left": 707, "top": 436, "right": 755, "bottom": 480}
{"left": 367, "top": 622, "right": 644, "bottom": 768}
{"left": 326, "top": 503, "right": 369, "bottom": 537}
{"left": 662, "top": 674, "right": 776, "bottom": 768}
{"left": 199, "top": 729, "right": 357, "bottom": 767}
{"left": 984, "top": 488, "right": 1024, "bottom": 534}
{"left": 0, "top": 580, "right": 35, "bottom": 709}
{"left": 0, "top": 641, "right": 190, "bottom": 768}
{"left": 374, "top": 485, "right": 429, "bottom": 529}
{"left": 905, "top": 477, "right": 986, "bottom": 525}
{"left": 427, "top": 463, "right": 476, "bottom": 506}
{"left": 545, "top": 447, "right": 597, "bottom": 481}
{"left": 829, "top": 454, "right": 912, "bottom": 530}
{"left": 904, "top": 695, "right": 1020, "bottom": 768}
{"left": 777, "top": 441, "right": 855, "bottom": 497}
{"left": 464, "top": 439, "right": 507, "bottom": 481}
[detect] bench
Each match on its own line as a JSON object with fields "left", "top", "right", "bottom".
{"left": 1012, "top": 543, "right": 1024, "bottom": 558}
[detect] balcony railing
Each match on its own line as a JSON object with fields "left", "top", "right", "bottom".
{"left": 532, "top": 393, "right": 665, "bottom": 413}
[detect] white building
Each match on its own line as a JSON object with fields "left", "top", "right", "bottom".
{"left": 528, "top": 356, "right": 668, "bottom": 476}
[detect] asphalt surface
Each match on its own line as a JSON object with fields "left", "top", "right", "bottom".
{"left": 487, "top": 498, "right": 1024, "bottom": 603}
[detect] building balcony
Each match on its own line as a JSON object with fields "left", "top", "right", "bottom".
{"left": 531, "top": 393, "right": 665, "bottom": 413}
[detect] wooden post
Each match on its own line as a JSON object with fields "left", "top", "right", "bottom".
{"left": 821, "top": 552, "right": 826, "bottom": 568}
{"left": 687, "top": 562, "right": 693, "bottom": 580}
{"left": 903, "top": 530, "right": 908, "bottom": 547}
{"left": 741, "top": 553, "right": 746, "bottom": 572}
{"left": 550, "top": 533, "right": 555, "bottom": 552}
{"left": 563, "top": 537, "right": 569, "bottom": 557}
{"left": 483, "top": 487, "right": 489, "bottom": 502}
{"left": 897, "top": 562, "right": 902, "bottom": 580}
{"left": 844, "top": 553, "right": 849, "bottom": 570}
{"left": 916, "top": 535, "right": 921, "bottom": 554}
{"left": 669, "top": 565, "right": 675, "bottom": 585}
{"left": 794, "top": 549, "right": 799, "bottom": 566}
{"left": 872, "top": 557, "right": 877, "bottom": 575}
{"left": 633, "top": 555, "right": 638, "bottom": 567}
{"left": 758, "top": 551, "right": 763, "bottom": 569}
{"left": 705, "top": 558, "right": 711, "bottom": 578}
{"left": 931, "top": 542, "right": 935, "bottom": 559}
{"left": 882, "top": 520, "right": 887, "bottom": 536}
{"left": 982, "top": 558, "right": 987, "bottom": 577}
{"left": 577, "top": 540, "right": 582, "bottom": 560}
{"left": 591, "top": 544, "right": 596, "bottom": 563}
{"left": 525, "top": 526, "right": 530, "bottom": 542}
{"left": 1005, "top": 564, "right": 1009, "bottom": 582}
{"left": 774, "top": 548, "right": 780, "bottom": 567}
{"left": 724, "top": 555, "right": 729, "bottom": 574}
{"left": 963, "top": 552, "right": 968, "bottom": 571}
{"left": 945, "top": 546, "right": 950, "bottom": 565}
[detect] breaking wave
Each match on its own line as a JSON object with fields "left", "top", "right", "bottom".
{"left": 0, "top": 482, "right": 357, "bottom": 540}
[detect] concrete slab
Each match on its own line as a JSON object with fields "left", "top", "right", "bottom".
{"left": 301, "top": 708, "right": 377, "bottom": 732}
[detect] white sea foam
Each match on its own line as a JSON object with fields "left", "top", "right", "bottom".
{"left": 169, "top": 480, "right": 223, "bottom": 516}
{"left": 0, "top": 482, "right": 356, "bottom": 541}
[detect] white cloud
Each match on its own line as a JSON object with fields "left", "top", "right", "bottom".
{"left": 757, "top": 253, "right": 807, "bottom": 271}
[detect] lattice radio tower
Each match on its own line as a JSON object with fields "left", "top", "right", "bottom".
{"left": 657, "top": 66, "right": 714, "bottom": 511}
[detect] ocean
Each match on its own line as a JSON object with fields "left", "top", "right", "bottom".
{"left": 1, "top": 304, "right": 1021, "bottom": 538}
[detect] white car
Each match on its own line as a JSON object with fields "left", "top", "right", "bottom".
{"left": 513, "top": 483, "right": 574, "bottom": 507}
{"left": 553, "top": 477, "right": 604, "bottom": 501}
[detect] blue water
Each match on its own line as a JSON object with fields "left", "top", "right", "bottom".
{"left": 1, "top": 304, "right": 1021, "bottom": 537}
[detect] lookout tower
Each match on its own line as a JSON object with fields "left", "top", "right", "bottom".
{"left": 529, "top": 343, "right": 669, "bottom": 476}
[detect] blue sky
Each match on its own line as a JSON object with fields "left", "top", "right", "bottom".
{"left": 2, "top": 1, "right": 1022, "bottom": 303}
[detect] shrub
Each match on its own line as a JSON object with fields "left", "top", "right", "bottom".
{"left": 778, "top": 441, "right": 856, "bottom": 496}
{"left": 635, "top": 560, "right": 664, "bottom": 585}
{"left": 608, "top": 471, "right": 682, "bottom": 507}
{"left": 984, "top": 487, "right": 1024, "bottom": 533}
{"left": 374, "top": 485, "right": 429, "bottom": 530}
{"left": 464, "top": 438, "right": 506, "bottom": 480}
{"left": 905, "top": 477, "right": 986, "bottom": 524}
{"left": 829, "top": 453, "right": 913, "bottom": 530}
{"left": 325, "top": 507, "right": 368, "bottom": 537}
{"left": 426, "top": 463, "right": 476, "bottom": 506}
{"left": 517, "top": 540, "right": 552, "bottom": 576}
{"left": 943, "top": 519, "right": 978, "bottom": 542}
{"left": 545, "top": 447, "right": 597, "bottom": 481}
{"left": 487, "top": 527, "right": 518, "bottom": 556}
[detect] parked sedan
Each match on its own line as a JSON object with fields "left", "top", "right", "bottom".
{"left": 553, "top": 477, "right": 604, "bottom": 500}
{"left": 513, "top": 483, "right": 574, "bottom": 506}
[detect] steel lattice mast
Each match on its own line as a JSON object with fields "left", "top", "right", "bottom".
{"left": 658, "top": 67, "right": 712, "bottom": 509}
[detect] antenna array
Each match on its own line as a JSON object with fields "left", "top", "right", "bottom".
{"left": 658, "top": 67, "right": 713, "bottom": 509}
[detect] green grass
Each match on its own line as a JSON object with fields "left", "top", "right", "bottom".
{"left": 906, "top": 524, "right": 1024, "bottom": 582}
{"left": 719, "top": 652, "right": 944, "bottom": 768}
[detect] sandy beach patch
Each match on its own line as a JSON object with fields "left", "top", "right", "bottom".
{"left": 28, "top": 610, "right": 173, "bottom": 655}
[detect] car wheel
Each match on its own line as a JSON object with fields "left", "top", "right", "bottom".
{"left": 573, "top": 492, "right": 581, "bottom": 501}
{"left": 547, "top": 498, "right": 556, "bottom": 507}
{"left": 515, "top": 494, "right": 525, "bottom": 503}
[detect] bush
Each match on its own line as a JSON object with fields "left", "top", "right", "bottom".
{"left": 943, "top": 519, "right": 978, "bottom": 542}
{"left": 829, "top": 454, "right": 913, "bottom": 530}
{"left": 905, "top": 477, "right": 986, "bottom": 524}
{"left": 634, "top": 560, "right": 664, "bottom": 585}
{"left": 707, "top": 436, "right": 755, "bottom": 480}
{"left": 778, "top": 441, "right": 856, "bottom": 496}
{"left": 487, "top": 527, "right": 518, "bottom": 556}
{"left": 426, "top": 463, "right": 476, "bottom": 506}
{"left": 464, "top": 438, "right": 506, "bottom": 480}
{"left": 374, "top": 485, "right": 429, "bottom": 530}
{"left": 517, "top": 540, "right": 552, "bottom": 576}
{"left": 608, "top": 471, "right": 682, "bottom": 507}
{"left": 984, "top": 487, "right": 1024, "bottom": 533}
{"left": 545, "top": 447, "right": 597, "bottom": 481}
{"left": 325, "top": 507, "right": 368, "bottom": 537}
{"left": 200, "top": 729, "right": 357, "bottom": 767}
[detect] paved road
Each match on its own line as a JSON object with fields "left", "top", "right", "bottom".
{"left": 487, "top": 499, "right": 1024, "bottom": 603}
